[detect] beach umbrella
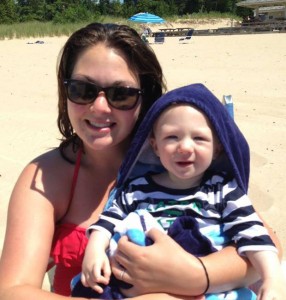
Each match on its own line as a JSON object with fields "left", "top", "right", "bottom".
{"left": 128, "top": 12, "right": 165, "bottom": 24}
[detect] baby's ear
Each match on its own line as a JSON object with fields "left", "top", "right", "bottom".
{"left": 149, "top": 137, "right": 159, "bottom": 157}
{"left": 213, "top": 142, "right": 223, "bottom": 160}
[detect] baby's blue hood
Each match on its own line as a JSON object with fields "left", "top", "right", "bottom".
{"left": 115, "top": 83, "right": 250, "bottom": 198}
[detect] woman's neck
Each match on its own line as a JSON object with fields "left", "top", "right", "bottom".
{"left": 82, "top": 139, "right": 130, "bottom": 176}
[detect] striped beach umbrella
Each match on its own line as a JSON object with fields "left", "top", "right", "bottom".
{"left": 128, "top": 12, "right": 165, "bottom": 24}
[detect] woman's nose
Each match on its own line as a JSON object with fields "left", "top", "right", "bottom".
{"left": 89, "top": 92, "right": 111, "bottom": 112}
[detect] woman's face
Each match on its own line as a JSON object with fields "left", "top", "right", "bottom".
{"left": 67, "top": 43, "right": 141, "bottom": 152}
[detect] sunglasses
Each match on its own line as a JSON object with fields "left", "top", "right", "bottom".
{"left": 64, "top": 79, "right": 143, "bottom": 110}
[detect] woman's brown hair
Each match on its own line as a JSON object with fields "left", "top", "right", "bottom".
{"left": 57, "top": 23, "right": 166, "bottom": 157}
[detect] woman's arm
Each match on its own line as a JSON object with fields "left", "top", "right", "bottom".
{"left": 257, "top": 212, "right": 283, "bottom": 260}
{"left": 112, "top": 219, "right": 282, "bottom": 297}
{"left": 111, "top": 230, "right": 210, "bottom": 297}
{"left": 0, "top": 155, "right": 87, "bottom": 300}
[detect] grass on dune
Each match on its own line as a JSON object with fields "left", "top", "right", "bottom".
{"left": 0, "top": 22, "right": 89, "bottom": 40}
{"left": 0, "top": 13, "right": 240, "bottom": 40}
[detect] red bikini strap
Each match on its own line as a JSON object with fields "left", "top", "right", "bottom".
{"left": 57, "top": 147, "right": 83, "bottom": 224}
{"left": 68, "top": 147, "right": 83, "bottom": 205}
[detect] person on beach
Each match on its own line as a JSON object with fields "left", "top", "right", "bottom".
{"left": 0, "top": 23, "right": 282, "bottom": 300}
{"left": 79, "top": 84, "right": 285, "bottom": 300}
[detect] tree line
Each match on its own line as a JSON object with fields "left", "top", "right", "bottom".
{"left": 0, "top": 0, "right": 251, "bottom": 24}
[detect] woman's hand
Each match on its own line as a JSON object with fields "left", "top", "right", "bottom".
{"left": 111, "top": 228, "right": 207, "bottom": 297}
{"left": 111, "top": 214, "right": 282, "bottom": 297}
{"left": 111, "top": 228, "right": 260, "bottom": 296}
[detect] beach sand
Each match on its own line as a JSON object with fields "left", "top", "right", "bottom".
{"left": 0, "top": 22, "right": 285, "bottom": 289}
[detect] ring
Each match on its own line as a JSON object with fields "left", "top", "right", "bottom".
{"left": 120, "top": 269, "right": 126, "bottom": 280}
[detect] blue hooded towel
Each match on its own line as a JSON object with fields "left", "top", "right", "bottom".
{"left": 72, "top": 84, "right": 256, "bottom": 300}
{"left": 117, "top": 83, "right": 250, "bottom": 196}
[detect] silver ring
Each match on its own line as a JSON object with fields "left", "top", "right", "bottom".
{"left": 120, "top": 269, "right": 126, "bottom": 280}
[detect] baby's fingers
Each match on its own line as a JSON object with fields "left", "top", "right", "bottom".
{"left": 102, "top": 261, "right": 112, "bottom": 283}
{"left": 80, "top": 272, "right": 89, "bottom": 287}
{"left": 81, "top": 272, "right": 105, "bottom": 294}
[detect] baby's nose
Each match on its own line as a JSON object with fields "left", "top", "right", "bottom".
{"left": 177, "top": 140, "right": 193, "bottom": 154}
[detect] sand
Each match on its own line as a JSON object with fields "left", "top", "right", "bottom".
{"left": 0, "top": 22, "right": 286, "bottom": 266}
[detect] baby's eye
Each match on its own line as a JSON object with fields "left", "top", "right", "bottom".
{"left": 194, "top": 136, "right": 206, "bottom": 141}
{"left": 165, "top": 135, "right": 178, "bottom": 140}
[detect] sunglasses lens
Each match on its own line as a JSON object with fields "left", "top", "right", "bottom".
{"left": 108, "top": 87, "right": 140, "bottom": 110}
{"left": 66, "top": 80, "right": 98, "bottom": 104}
{"left": 64, "top": 80, "right": 141, "bottom": 110}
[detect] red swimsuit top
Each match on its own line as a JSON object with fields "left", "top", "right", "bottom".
{"left": 50, "top": 149, "right": 88, "bottom": 296}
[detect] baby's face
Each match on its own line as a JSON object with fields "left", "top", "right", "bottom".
{"left": 150, "top": 104, "right": 221, "bottom": 185}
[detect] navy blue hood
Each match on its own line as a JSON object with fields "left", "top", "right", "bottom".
{"left": 116, "top": 83, "right": 250, "bottom": 196}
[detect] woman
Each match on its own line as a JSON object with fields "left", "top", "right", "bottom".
{"left": 0, "top": 23, "right": 281, "bottom": 300}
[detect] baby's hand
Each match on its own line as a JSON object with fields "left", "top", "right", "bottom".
{"left": 81, "top": 251, "right": 111, "bottom": 293}
{"left": 257, "top": 277, "right": 286, "bottom": 300}
{"left": 81, "top": 230, "right": 111, "bottom": 293}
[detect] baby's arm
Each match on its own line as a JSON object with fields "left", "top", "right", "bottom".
{"left": 81, "top": 230, "right": 111, "bottom": 293}
{"left": 246, "top": 250, "right": 286, "bottom": 300}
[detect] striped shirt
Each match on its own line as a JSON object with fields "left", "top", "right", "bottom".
{"left": 91, "top": 172, "right": 276, "bottom": 255}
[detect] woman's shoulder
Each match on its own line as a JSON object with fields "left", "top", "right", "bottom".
{"left": 30, "top": 147, "right": 60, "bottom": 161}
{"left": 17, "top": 147, "right": 75, "bottom": 199}
{"left": 26, "top": 147, "right": 71, "bottom": 175}
{"left": 13, "top": 147, "right": 78, "bottom": 220}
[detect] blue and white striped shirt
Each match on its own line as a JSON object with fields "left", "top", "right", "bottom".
{"left": 91, "top": 172, "right": 276, "bottom": 255}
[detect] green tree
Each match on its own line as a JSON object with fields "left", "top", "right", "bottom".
{"left": 0, "top": 0, "right": 17, "bottom": 23}
{"left": 174, "top": 0, "right": 189, "bottom": 14}
{"left": 122, "top": 1, "right": 136, "bottom": 18}
{"left": 98, "top": 0, "right": 111, "bottom": 15}
{"left": 164, "top": 0, "right": 178, "bottom": 16}
{"left": 110, "top": 0, "right": 124, "bottom": 17}
{"left": 151, "top": 0, "right": 172, "bottom": 16}
{"left": 9, "top": 0, "right": 241, "bottom": 25}
{"left": 52, "top": 0, "right": 99, "bottom": 23}
{"left": 133, "top": 0, "right": 171, "bottom": 16}
{"left": 16, "top": 0, "right": 46, "bottom": 21}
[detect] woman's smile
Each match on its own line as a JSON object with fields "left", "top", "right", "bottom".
{"left": 86, "top": 119, "right": 115, "bottom": 129}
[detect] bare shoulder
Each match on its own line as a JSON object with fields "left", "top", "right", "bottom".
{"left": 30, "top": 147, "right": 69, "bottom": 169}
{"left": 0, "top": 148, "right": 75, "bottom": 287}
{"left": 22, "top": 147, "right": 71, "bottom": 187}
{"left": 11, "top": 147, "right": 75, "bottom": 220}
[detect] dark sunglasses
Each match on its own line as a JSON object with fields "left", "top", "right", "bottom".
{"left": 64, "top": 79, "right": 143, "bottom": 110}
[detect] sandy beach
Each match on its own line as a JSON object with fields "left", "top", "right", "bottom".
{"left": 0, "top": 21, "right": 285, "bottom": 278}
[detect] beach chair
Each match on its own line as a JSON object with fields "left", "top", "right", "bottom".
{"left": 179, "top": 29, "right": 194, "bottom": 43}
{"left": 154, "top": 32, "right": 165, "bottom": 44}
{"left": 141, "top": 33, "right": 149, "bottom": 43}
{"left": 222, "top": 95, "right": 234, "bottom": 119}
